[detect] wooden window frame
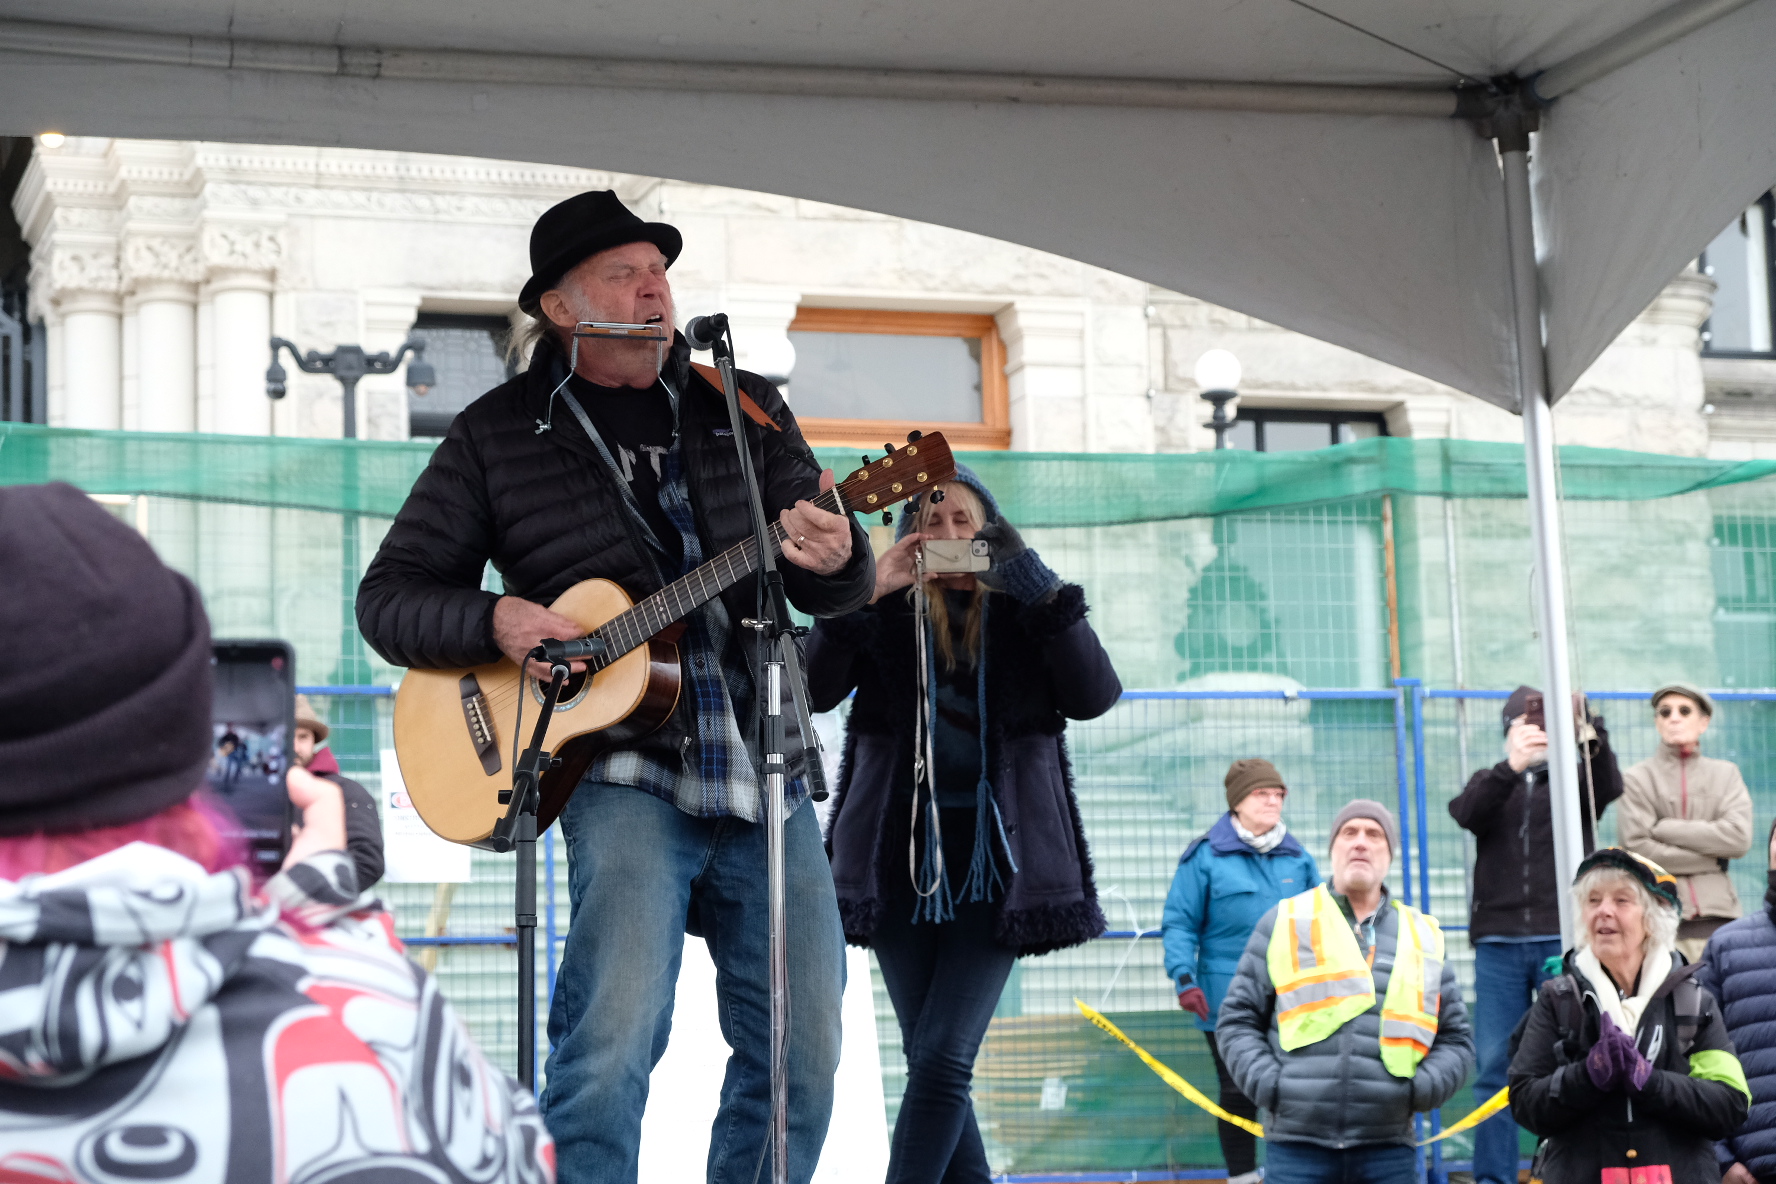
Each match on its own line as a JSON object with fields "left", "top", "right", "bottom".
{"left": 787, "top": 308, "right": 1010, "bottom": 450}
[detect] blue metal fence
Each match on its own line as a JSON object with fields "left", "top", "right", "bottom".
{"left": 304, "top": 684, "right": 1776, "bottom": 1183}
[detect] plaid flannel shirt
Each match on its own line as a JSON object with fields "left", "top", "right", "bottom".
{"left": 580, "top": 405, "right": 804, "bottom": 823}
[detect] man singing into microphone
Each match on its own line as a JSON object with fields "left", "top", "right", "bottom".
{"left": 357, "top": 191, "right": 874, "bottom": 1184}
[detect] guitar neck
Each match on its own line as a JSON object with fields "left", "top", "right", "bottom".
{"left": 589, "top": 486, "right": 846, "bottom": 664}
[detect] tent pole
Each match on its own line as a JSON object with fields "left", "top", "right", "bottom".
{"left": 1497, "top": 133, "right": 1586, "bottom": 945}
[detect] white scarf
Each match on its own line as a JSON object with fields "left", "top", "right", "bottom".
{"left": 1574, "top": 943, "right": 1673, "bottom": 1036}
{"left": 1233, "top": 818, "right": 1287, "bottom": 854}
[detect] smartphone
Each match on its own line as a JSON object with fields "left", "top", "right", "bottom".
{"left": 1523, "top": 692, "right": 1545, "bottom": 732}
{"left": 922, "top": 538, "right": 991, "bottom": 573}
{"left": 204, "top": 641, "right": 297, "bottom": 881}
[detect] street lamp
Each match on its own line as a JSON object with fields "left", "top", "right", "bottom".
{"left": 266, "top": 336, "right": 435, "bottom": 438}
{"left": 1194, "top": 348, "right": 1243, "bottom": 450}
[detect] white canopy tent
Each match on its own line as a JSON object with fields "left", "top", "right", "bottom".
{"left": 4, "top": 0, "right": 1775, "bottom": 933}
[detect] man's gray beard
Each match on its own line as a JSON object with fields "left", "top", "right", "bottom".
{"left": 563, "top": 295, "right": 669, "bottom": 378}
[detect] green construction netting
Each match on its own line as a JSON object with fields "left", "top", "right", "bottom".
{"left": 6, "top": 422, "right": 1775, "bottom": 521}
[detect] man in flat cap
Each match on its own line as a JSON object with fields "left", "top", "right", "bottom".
{"left": 1216, "top": 799, "right": 1473, "bottom": 1184}
{"left": 1620, "top": 682, "right": 1753, "bottom": 963}
{"left": 358, "top": 192, "right": 875, "bottom": 1183}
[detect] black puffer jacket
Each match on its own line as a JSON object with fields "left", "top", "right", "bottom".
{"left": 357, "top": 333, "right": 873, "bottom": 766}
{"left": 1448, "top": 720, "right": 1623, "bottom": 939}
{"left": 808, "top": 584, "right": 1120, "bottom": 956}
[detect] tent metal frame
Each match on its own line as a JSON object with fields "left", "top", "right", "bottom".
{"left": 5, "top": 0, "right": 1764, "bottom": 942}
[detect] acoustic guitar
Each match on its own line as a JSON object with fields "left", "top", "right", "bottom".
{"left": 393, "top": 432, "right": 956, "bottom": 848}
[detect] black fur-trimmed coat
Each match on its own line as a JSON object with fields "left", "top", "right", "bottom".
{"left": 807, "top": 583, "right": 1120, "bottom": 956}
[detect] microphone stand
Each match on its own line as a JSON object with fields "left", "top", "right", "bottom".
{"left": 707, "top": 323, "right": 829, "bottom": 1184}
{"left": 487, "top": 650, "right": 574, "bottom": 1092}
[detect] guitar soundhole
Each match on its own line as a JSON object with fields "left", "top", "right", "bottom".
{"left": 530, "top": 668, "right": 591, "bottom": 711}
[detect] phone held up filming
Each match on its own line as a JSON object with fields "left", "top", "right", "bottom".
{"left": 921, "top": 538, "right": 991, "bottom": 574}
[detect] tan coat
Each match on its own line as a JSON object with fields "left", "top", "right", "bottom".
{"left": 1619, "top": 742, "right": 1754, "bottom": 920}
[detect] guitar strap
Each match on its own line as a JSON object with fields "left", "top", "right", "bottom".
{"left": 689, "top": 361, "right": 781, "bottom": 432}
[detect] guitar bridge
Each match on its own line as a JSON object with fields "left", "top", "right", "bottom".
{"left": 459, "top": 674, "right": 502, "bottom": 776}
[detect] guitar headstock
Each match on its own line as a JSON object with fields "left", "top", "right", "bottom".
{"left": 835, "top": 433, "right": 956, "bottom": 516}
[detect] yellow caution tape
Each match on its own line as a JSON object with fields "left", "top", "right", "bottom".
{"left": 1074, "top": 1000, "right": 1265, "bottom": 1137}
{"left": 1072, "top": 999, "right": 1510, "bottom": 1147}
{"left": 1417, "top": 1086, "right": 1511, "bottom": 1144}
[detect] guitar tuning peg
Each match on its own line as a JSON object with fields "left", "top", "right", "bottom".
{"left": 861, "top": 454, "right": 872, "bottom": 468}
{"left": 883, "top": 443, "right": 895, "bottom": 456}
{"left": 882, "top": 511, "right": 893, "bottom": 526}
{"left": 906, "top": 430, "right": 923, "bottom": 443}
{"left": 931, "top": 489, "right": 946, "bottom": 503}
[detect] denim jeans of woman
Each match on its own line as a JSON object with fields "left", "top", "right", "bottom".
{"left": 873, "top": 808, "right": 1018, "bottom": 1184}
{"left": 540, "top": 781, "right": 845, "bottom": 1184}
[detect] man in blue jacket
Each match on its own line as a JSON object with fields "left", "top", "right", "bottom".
{"left": 1163, "top": 758, "right": 1320, "bottom": 1184}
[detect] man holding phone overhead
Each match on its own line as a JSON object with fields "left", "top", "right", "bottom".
{"left": 1448, "top": 684, "right": 1624, "bottom": 1184}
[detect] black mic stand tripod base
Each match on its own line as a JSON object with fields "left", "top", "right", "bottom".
{"left": 487, "top": 648, "right": 581, "bottom": 1092}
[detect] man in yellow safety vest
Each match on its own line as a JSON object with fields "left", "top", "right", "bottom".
{"left": 1215, "top": 799, "right": 1474, "bottom": 1184}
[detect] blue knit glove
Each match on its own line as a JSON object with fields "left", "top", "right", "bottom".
{"left": 975, "top": 520, "right": 1060, "bottom": 604}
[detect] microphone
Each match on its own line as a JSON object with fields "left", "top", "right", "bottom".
{"left": 684, "top": 313, "right": 729, "bottom": 351}
{"left": 530, "top": 636, "right": 607, "bottom": 664}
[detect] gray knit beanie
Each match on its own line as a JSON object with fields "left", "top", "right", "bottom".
{"left": 1328, "top": 799, "right": 1399, "bottom": 855}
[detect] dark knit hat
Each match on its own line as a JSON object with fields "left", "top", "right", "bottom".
{"left": 1224, "top": 758, "right": 1286, "bottom": 810}
{"left": 1575, "top": 847, "right": 1680, "bottom": 911}
{"left": 1502, "top": 684, "right": 1540, "bottom": 734}
{"left": 0, "top": 483, "right": 213, "bottom": 835}
{"left": 1329, "top": 799, "right": 1399, "bottom": 855}
{"left": 517, "top": 191, "right": 682, "bottom": 315}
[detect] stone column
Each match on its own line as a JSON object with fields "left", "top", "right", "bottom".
{"left": 722, "top": 284, "right": 801, "bottom": 388}
{"left": 202, "top": 224, "right": 283, "bottom": 436}
{"left": 997, "top": 298, "right": 1088, "bottom": 451}
{"left": 58, "top": 290, "right": 123, "bottom": 430}
{"left": 123, "top": 235, "right": 203, "bottom": 433}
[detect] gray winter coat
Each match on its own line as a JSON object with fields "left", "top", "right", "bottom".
{"left": 1215, "top": 887, "right": 1475, "bottom": 1148}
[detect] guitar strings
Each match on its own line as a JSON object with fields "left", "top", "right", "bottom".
{"left": 473, "top": 482, "right": 855, "bottom": 716}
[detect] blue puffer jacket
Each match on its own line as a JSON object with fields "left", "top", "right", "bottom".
{"left": 1696, "top": 906, "right": 1776, "bottom": 1180}
{"left": 1161, "top": 813, "right": 1320, "bottom": 1031}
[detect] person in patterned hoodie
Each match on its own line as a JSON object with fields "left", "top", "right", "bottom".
{"left": 0, "top": 481, "right": 553, "bottom": 1184}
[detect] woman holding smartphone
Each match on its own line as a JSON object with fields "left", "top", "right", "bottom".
{"left": 808, "top": 466, "right": 1122, "bottom": 1184}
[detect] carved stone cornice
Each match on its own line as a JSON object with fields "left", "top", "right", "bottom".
{"left": 122, "top": 234, "right": 204, "bottom": 288}
{"left": 201, "top": 224, "right": 284, "bottom": 276}
{"left": 43, "top": 245, "right": 122, "bottom": 300}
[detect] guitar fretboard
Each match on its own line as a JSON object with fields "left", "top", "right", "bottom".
{"left": 587, "top": 486, "right": 849, "bottom": 665}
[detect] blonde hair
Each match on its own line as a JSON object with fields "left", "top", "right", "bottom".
{"left": 914, "top": 480, "right": 990, "bottom": 672}
{"left": 1571, "top": 866, "right": 1679, "bottom": 954}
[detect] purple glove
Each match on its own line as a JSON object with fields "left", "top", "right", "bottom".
{"left": 1178, "top": 987, "right": 1210, "bottom": 1021}
{"left": 1586, "top": 1013, "right": 1652, "bottom": 1092}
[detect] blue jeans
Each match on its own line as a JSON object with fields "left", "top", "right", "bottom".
{"left": 1264, "top": 1141, "right": 1418, "bottom": 1184}
{"left": 540, "top": 782, "right": 846, "bottom": 1184}
{"left": 1471, "top": 939, "right": 1561, "bottom": 1184}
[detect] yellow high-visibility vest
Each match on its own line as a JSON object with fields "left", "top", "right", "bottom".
{"left": 1266, "top": 886, "right": 1444, "bottom": 1077}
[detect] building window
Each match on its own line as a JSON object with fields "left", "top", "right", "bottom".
{"left": 1226, "top": 409, "right": 1388, "bottom": 452}
{"left": 408, "top": 313, "right": 516, "bottom": 438}
{"left": 1713, "top": 514, "right": 1776, "bottom": 688}
{"left": 1702, "top": 193, "right": 1776, "bottom": 357}
{"left": 786, "top": 308, "right": 1010, "bottom": 449}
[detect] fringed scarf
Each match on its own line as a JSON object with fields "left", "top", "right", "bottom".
{"left": 909, "top": 587, "right": 1019, "bottom": 924}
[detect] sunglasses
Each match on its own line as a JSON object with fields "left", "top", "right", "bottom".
{"left": 1657, "top": 702, "right": 1696, "bottom": 718}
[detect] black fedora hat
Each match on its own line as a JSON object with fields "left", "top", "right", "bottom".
{"left": 518, "top": 191, "right": 682, "bottom": 315}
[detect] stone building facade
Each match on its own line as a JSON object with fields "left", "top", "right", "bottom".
{"left": 13, "top": 135, "right": 1776, "bottom": 461}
